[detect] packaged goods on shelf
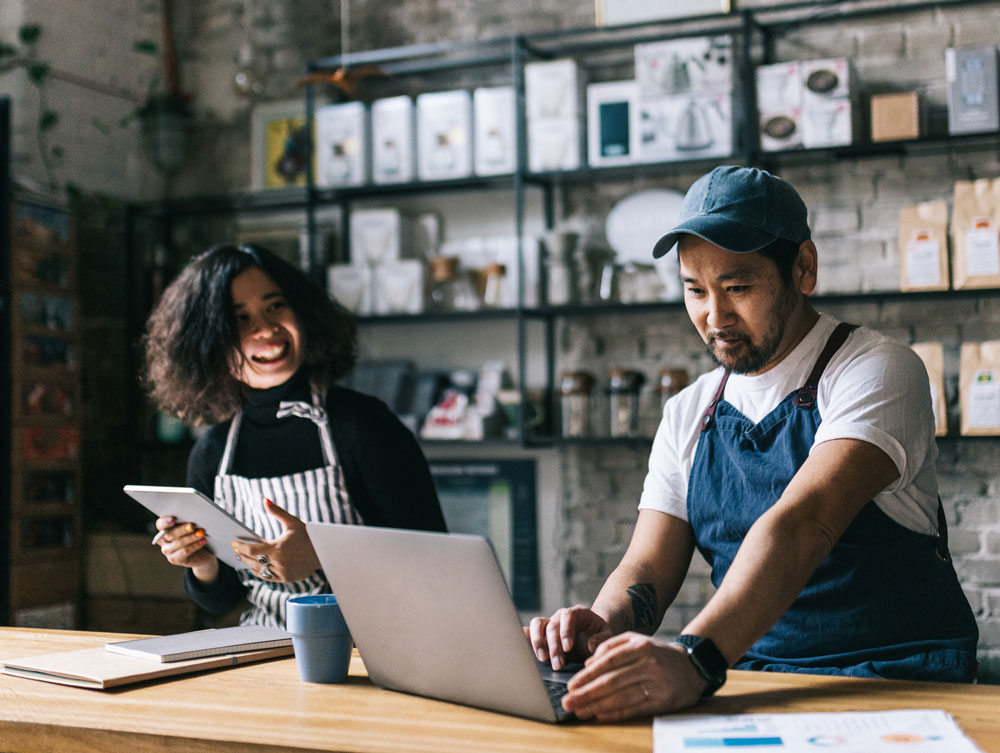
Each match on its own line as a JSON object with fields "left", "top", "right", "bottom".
{"left": 372, "top": 260, "right": 426, "bottom": 315}
{"left": 959, "top": 340, "right": 1000, "bottom": 436}
{"left": 587, "top": 80, "right": 640, "bottom": 167}
{"left": 899, "top": 201, "right": 950, "bottom": 291}
{"left": 946, "top": 45, "right": 1000, "bottom": 135}
{"left": 371, "top": 96, "right": 416, "bottom": 184}
{"left": 634, "top": 36, "right": 733, "bottom": 97}
{"left": 756, "top": 61, "right": 803, "bottom": 152}
{"left": 527, "top": 118, "right": 582, "bottom": 171}
{"left": 637, "top": 92, "right": 732, "bottom": 162}
{"left": 951, "top": 178, "right": 1000, "bottom": 289}
{"left": 416, "top": 90, "right": 473, "bottom": 180}
{"left": 327, "top": 264, "right": 372, "bottom": 315}
{"left": 473, "top": 86, "right": 516, "bottom": 176}
{"left": 526, "top": 59, "right": 584, "bottom": 172}
{"left": 911, "top": 343, "right": 947, "bottom": 436}
{"left": 315, "top": 101, "right": 369, "bottom": 187}
{"left": 799, "top": 57, "right": 860, "bottom": 147}
{"left": 349, "top": 207, "right": 415, "bottom": 266}
{"left": 870, "top": 92, "right": 921, "bottom": 142}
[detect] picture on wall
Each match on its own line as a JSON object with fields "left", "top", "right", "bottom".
{"left": 250, "top": 100, "right": 318, "bottom": 191}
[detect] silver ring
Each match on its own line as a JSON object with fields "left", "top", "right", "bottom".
{"left": 257, "top": 554, "right": 270, "bottom": 565}
{"left": 641, "top": 683, "right": 650, "bottom": 699}
{"left": 260, "top": 565, "right": 274, "bottom": 579}
{"left": 151, "top": 530, "right": 167, "bottom": 546}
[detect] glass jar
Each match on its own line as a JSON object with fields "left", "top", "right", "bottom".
{"left": 559, "top": 370, "right": 595, "bottom": 438}
{"left": 428, "top": 256, "right": 459, "bottom": 311}
{"left": 608, "top": 368, "right": 645, "bottom": 438}
{"left": 481, "top": 262, "right": 507, "bottom": 308}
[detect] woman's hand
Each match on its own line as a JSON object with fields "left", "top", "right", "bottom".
{"left": 231, "top": 499, "right": 322, "bottom": 584}
{"left": 152, "top": 516, "right": 219, "bottom": 584}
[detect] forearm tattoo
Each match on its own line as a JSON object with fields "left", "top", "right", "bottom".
{"left": 626, "top": 583, "right": 657, "bottom": 632}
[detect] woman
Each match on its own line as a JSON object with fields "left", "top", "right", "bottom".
{"left": 144, "top": 243, "right": 446, "bottom": 628}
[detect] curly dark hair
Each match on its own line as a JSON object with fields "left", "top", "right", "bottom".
{"left": 143, "top": 243, "right": 357, "bottom": 425}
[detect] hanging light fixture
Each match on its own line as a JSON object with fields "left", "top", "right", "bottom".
{"left": 233, "top": 0, "right": 264, "bottom": 98}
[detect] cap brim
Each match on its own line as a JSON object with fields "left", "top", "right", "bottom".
{"left": 651, "top": 217, "right": 777, "bottom": 258}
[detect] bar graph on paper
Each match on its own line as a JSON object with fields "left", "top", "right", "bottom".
{"left": 654, "top": 709, "right": 985, "bottom": 752}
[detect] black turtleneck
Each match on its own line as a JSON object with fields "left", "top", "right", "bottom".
{"left": 183, "top": 368, "right": 447, "bottom": 617}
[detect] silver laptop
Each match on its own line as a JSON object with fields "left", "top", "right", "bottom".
{"left": 305, "top": 523, "right": 577, "bottom": 723}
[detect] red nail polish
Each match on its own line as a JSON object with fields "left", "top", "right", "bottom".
{"left": 265, "top": 498, "right": 273, "bottom": 507}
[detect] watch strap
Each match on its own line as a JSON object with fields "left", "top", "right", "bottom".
{"left": 671, "top": 634, "right": 727, "bottom": 697}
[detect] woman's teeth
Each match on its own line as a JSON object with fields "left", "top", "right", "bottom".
{"left": 252, "top": 342, "right": 288, "bottom": 363}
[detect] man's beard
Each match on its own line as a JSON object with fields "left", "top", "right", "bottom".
{"left": 704, "top": 288, "right": 798, "bottom": 374}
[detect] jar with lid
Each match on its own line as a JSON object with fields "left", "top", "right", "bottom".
{"left": 481, "top": 262, "right": 507, "bottom": 308}
{"left": 559, "top": 370, "right": 595, "bottom": 438}
{"left": 428, "top": 256, "right": 459, "bottom": 311}
{"left": 608, "top": 368, "right": 645, "bottom": 438}
{"left": 657, "top": 367, "right": 690, "bottom": 409}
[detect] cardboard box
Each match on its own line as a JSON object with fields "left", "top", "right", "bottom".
{"left": 757, "top": 62, "right": 803, "bottom": 151}
{"left": 371, "top": 95, "right": 415, "bottom": 184}
{"left": 528, "top": 118, "right": 582, "bottom": 172}
{"left": 637, "top": 93, "right": 733, "bottom": 162}
{"left": 802, "top": 98, "right": 857, "bottom": 148}
{"left": 587, "top": 80, "right": 639, "bottom": 167}
{"left": 634, "top": 36, "right": 733, "bottom": 97}
{"left": 947, "top": 46, "right": 1000, "bottom": 135}
{"left": 800, "top": 57, "right": 856, "bottom": 104}
{"left": 951, "top": 178, "right": 1000, "bottom": 289}
{"left": 349, "top": 207, "right": 413, "bottom": 266}
{"left": 525, "top": 59, "right": 581, "bottom": 119}
{"left": 373, "top": 260, "right": 426, "bottom": 314}
{"left": 871, "top": 92, "right": 920, "bottom": 142}
{"left": 416, "top": 90, "right": 473, "bottom": 180}
{"left": 328, "top": 264, "right": 372, "bottom": 315}
{"left": 473, "top": 86, "right": 516, "bottom": 176}
{"left": 960, "top": 340, "right": 1000, "bottom": 436}
{"left": 314, "top": 101, "right": 369, "bottom": 187}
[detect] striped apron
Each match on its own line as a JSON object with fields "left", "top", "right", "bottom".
{"left": 213, "top": 387, "right": 363, "bottom": 628}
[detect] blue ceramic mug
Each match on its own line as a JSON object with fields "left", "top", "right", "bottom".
{"left": 286, "top": 594, "right": 353, "bottom": 683}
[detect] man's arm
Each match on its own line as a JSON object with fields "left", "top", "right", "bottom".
{"left": 529, "top": 509, "right": 695, "bottom": 669}
{"left": 563, "top": 437, "right": 899, "bottom": 721}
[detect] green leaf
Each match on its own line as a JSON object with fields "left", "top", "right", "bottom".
{"left": 18, "top": 24, "right": 42, "bottom": 45}
{"left": 51, "top": 145, "right": 64, "bottom": 158}
{"left": 38, "top": 110, "right": 59, "bottom": 130}
{"left": 92, "top": 117, "right": 111, "bottom": 135}
{"left": 27, "top": 61, "right": 49, "bottom": 84}
{"left": 0, "top": 42, "right": 18, "bottom": 58}
{"left": 133, "top": 39, "right": 158, "bottom": 56}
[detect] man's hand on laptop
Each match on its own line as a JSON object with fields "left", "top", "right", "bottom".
{"left": 527, "top": 606, "right": 613, "bottom": 670}
{"left": 561, "top": 633, "right": 705, "bottom": 722}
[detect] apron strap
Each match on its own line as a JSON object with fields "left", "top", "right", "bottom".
{"left": 792, "top": 322, "right": 859, "bottom": 408}
{"left": 700, "top": 370, "right": 732, "bottom": 432}
{"left": 218, "top": 411, "right": 243, "bottom": 475}
{"left": 936, "top": 496, "right": 951, "bottom": 563}
{"left": 276, "top": 385, "right": 337, "bottom": 467}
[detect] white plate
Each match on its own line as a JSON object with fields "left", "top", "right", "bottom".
{"left": 605, "top": 188, "right": 685, "bottom": 300}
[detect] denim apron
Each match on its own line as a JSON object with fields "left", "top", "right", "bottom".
{"left": 214, "top": 386, "right": 363, "bottom": 629}
{"left": 687, "top": 323, "right": 979, "bottom": 681}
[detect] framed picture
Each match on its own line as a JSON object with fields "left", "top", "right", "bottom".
{"left": 251, "top": 100, "right": 320, "bottom": 191}
{"left": 595, "top": 0, "right": 730, "bottom": 26}
{"left": 428, "top": 459, "right": 539, "bottom": 610}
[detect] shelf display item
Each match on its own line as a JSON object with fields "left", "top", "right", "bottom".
{"left": 348, "top": 208, "right": 412, "bottom": 266}
{"left": 959, "top": 340, "right": 1000, "bottom": 436}
{"left": 604, "top": 189, "right": 685, "bottom": 300}
{"left": 910, "top": 343, "right": 947, "bottom": 436}
{"left": 946, "top": 45, "right": 1000, "bottom": 135}
{"left": 373, "top": 260, "right": 426, "bottom": 315}
{"left": 473, "top": 86, "right": 516, "bottom": 176}
{"left": 951, "top": 177, "right": 1000, "bottom": 289}
{"left": 587, "top": 80, "right": 639, "bottom": 167}
{"left": 543, "top": 230, "right": 579, "bottom": 306}
{"left": 870, "top": 92, "right": 921, "bottom": 142}
{"left": 527, "top": 118, "right": 582, "bottom": 172}
{"left": 481, "top": 262, "right": 507, "bottom": 308}
{"left": 799, "top": 58, "right": 859, "bottom": 148}
{"left": 525, "top": 58, "right": 581, "bottom": 119}
{"left": 634, "top": 36, "right": 733, "bottom": 98}
{"left": 250, "top": 99, "right": 318, "bottom": 190}
{"left": 327, "top": 264, "right": 372, "bottom": 315}
{"left": 608, "top": 368, "right": 645, "bottom": 438}
{"left": 371, "top": 96, "right": 416, "bottom": 184}
{"left": 315, "top": 101, "right": 369, "bottom": 187}
{"left": 559, "top": 371, "right": 596, "bottom": 438}
{"left": 426, "top": 255, "right": 481, "bottom": 311}
{"left": 637, "top": 93, "right": 732, "bottom": 162}
{"left": 756, "top": 61, "right": 803, "bottom": 152}
{"left": 657, "top": 368, "right": 690, "bottom": 409}
{"left": 899, "top": 201, "right": 950, "bottom": 291}
{"left": 416, "top": 90, "right": 473, "bottom": 181}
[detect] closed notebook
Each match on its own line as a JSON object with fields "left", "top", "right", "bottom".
{"left": 2, "top": 645, "right": 292, "bottom": 689}
{"left": 105, "top": 626, "right": 291, "bottom": 663}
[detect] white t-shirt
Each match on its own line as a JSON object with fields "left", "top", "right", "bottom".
{"left": 638, "top": 313, "right": 941, "bottom": 535}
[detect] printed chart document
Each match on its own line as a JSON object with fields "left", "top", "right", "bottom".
{"left": 105, "top": 626, "right": 291, "bottom": 662}
{"left": 654, "top": 709, "right": 984, "bottom": 753}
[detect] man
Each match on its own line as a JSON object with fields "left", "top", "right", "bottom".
{"left": 529, "top": 166, "right": 978, "bottom": 722}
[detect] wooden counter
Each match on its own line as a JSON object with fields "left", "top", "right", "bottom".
{"left": 2, "top": 628, "right": 998, "bottom": 752}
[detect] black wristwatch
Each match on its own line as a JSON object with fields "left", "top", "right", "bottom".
{"left": 671, "top": 634, "right": 728, "bottom": 697}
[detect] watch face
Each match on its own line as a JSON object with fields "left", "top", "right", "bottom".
{"left": 673, "top": 635, "right": 727, "bottom": 696}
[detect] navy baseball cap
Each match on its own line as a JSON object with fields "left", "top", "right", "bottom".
{"left": 652, "top": 165, "right": 810, "bottom": 258}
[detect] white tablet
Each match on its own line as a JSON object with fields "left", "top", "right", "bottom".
{"left": 124, "top": 484, "right": 263, "bottom": 571}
